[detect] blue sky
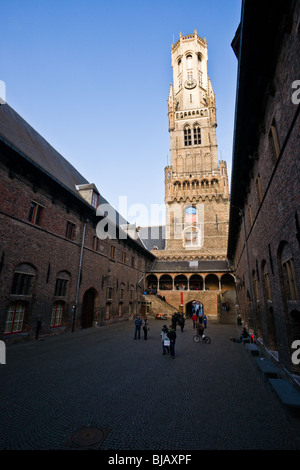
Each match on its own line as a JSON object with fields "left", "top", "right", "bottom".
{"left": 2, "top": 0, "right": 241, "bottom": 226}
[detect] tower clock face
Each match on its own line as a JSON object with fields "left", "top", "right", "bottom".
{"left": 184, "top": 78, "right": 197, "bottom": 89}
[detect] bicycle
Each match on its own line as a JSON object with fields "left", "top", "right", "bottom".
{"left": 193, "top": 332, "right": 211, "bottom": 344}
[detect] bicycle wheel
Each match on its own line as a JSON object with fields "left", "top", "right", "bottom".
{"left": 193, "top": 334, "right": 200, "bottom": 343}
{"left": 203, "top": 336, "right": 211, "bottom": 344}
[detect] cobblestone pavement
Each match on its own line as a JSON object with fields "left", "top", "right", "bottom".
{"left": 1, "top": 319, "right": 300, "bottom": 451}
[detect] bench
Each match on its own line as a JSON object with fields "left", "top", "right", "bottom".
{"left": 245, "top": 343, "right": 261, "bottom": 356}
{"left": 255, "top": 358, "right": 280, "bottom": 378}
{"left": 268, "top": 379, "right": 300, "bottom": 408}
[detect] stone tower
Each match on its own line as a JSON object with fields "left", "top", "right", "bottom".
{"left": 163, "top": 30, "right": 229, "bottom": 260}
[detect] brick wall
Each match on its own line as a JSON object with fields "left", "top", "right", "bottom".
{"left": 0, "top": 149, "right": 153, "bottom": 343}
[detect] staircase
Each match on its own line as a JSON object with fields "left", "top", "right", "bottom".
{"left": 142, "top": 294, "right": 178, "bottom": 318}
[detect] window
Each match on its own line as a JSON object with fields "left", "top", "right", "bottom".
{"left": 248, "top": 205, "right": 253, "bottom": 227}
{"left": 105, "top": 303, "right": 111, "bottom": 320}
{"left": 184, "top": 126, "right": 192, "bottom": 146}
{"left": 119, "top": 288, "right": 124, "bottom": 300}
{"left": 55, "top": 278, "right": 68, "bottom": 297}
{"left": 91, "top": 191, "right": 99, "bottom": 209}
{"left": 279, "top": 242, "right": 299, "bottom": 301}
{"left": 264, "top": 271, "right": 272, "bottom": 301}
{"left": 186, "top": 54, "right": 192, "bottom": 69}
{"left": 93, "top": 236, "right": 99, "bottom": 251}
{"left": 66, "top": 222, "right": 75, "bottom": 240}
{"left": 122, "top": 252, "right": 126, "bottom": 263}
{"left": 178, "top": 58, "right": 182, "bottom": 74}
{"left": 110, "top": 245, "right": 115, "bottom": 259}
{"left": 106, "top": 287, "right": 113, "bottom": 300}
{"left": 4, "top": 302, "right": 25, "bottom": 334}
{"left": 12, "top": 272, "right": 33, "bottom": 295}
{"left": 28, "top": 202, "right": 43, "bottom": 225}
{"left": 269, "top": 119, "right": 280, "bottom": 160}
{"left": 185, "top": 206, "right": 197, "bottom": 225}
{"left": 118, "top": 303, "right": 123, "bottom": 318}
{"left": 282, "top": 258, "right": 298, "bottom": 300}
{"left": 184, "top": 227, "right": 200, "bottom": 247}
{"left": 193, "top": 125, "right": 201, "bottom": 145}
{"left": 11, "top": 264, "right": 35, "bottom": 296}
{"left": 51, "top": 302, "right": 64, "bottom": 327}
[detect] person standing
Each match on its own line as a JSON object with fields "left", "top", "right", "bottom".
{"left": 192, "top": 312, "right": 198, "bottom": 328}
{"left": 178, "top": 313, "right": 185, "bottom": 332}
{"left": 143, "top": 317, "right": 149, "bottom": 340}
{"left": 167, "top": 325, "right": 177, "bottom": 359}
{"left": 161, "top": 325, "right": 170, "bottom": 355}
{"left": 203, "top": 314, "right": 207, "bottom": 328}
{"left": 171, "top": 312, "right": 178, "bottom": 330}
{"left": 134, "top": 314, "right": 143, "bottom": 339}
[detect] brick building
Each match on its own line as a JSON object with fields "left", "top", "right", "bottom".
{"left": 228, "top": 0, "right": 300, "bottom": 377}
{"left": 140, "top": 31, "right": 236, "bottom": 321}
{"left": 0, "top": 103, "right": 154, "bottom": 343}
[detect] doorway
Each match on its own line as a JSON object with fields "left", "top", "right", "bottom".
{"left": 81, "top": 288, "right": 96, "bottom": 329}
{"left": 186, "top": 300, "right": 203, "bottom": 318}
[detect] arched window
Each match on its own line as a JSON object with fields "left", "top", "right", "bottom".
{"left": 11, "top": 263, "right": 36, "bottom": 296}
{"left": 193, "top": 125, "right": 201, "bottom": 145}
{"left": 178, "top": 58, "right": 182, "bottom": 74}
{"left": 186, "top": 54, "right": 192, "bottom": 69}
{"left": 279, "top": 242, "right": 299, "bottom": 301}
{"left": 269, "top": 118, "right": 280, "bottom": 161}
{"left": 184, "top": 126, "right": 192, "bottom": 146}
{"left": 54, "top": 271, "right": 70, "bottom": 297}
{"left": 159, "top": 274, "right": 173, "bottom": 290}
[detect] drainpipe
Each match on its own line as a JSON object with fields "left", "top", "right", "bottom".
{"left": 72, "top": 221, "right": 87, "bottom": 332}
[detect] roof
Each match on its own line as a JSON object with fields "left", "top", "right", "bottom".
{"left": 139, "top": 226, "right": 166, "bottom": 251}
{"left": 148, "top": 258, "right": 231, "bottom": 274}
{"left": 0, "top": 103, "right": 90, "bottom": 197}
{"left": 0, "top": 102, "right": 155, "bottom": 258}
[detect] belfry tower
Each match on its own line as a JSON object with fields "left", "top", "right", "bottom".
{"left": 163, "top": 30, "right": 229, "bottom": 260}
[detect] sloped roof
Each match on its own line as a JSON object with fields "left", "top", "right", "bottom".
{"left": 139, "top": 225, "right": 166, "bottom": 251}
{"left": 148, "top": 258, "right": 231, "bottom": 273}
{"left": 0, "top": 103, "right": 89, "bottom": 197}
{"left": 0, "top": 103, "right": 155, "bottom": 258}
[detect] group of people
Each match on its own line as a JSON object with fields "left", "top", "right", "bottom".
{"left": 133, "top": 315, "right": 178, "bottom": 358}
{"left": 171, "top": 311, "right": 185, "bottom": 332}
{"left": 133, "top": 311, "right": 209, "bottom": 359}
{"left": 133, "top": 315, "right": 150, "bottom": 340}
{"left": 160, "top": 324, "right": 176, "bottom": 358}
{"left": 192, "top": 312, "right": 207, "bottom": 329}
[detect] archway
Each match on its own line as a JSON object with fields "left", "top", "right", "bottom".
{"left": 205, "top": 274, "right": 219, "bottom": 290}
{"left": 221, "top": 274, "right": 235, "bottom": 291}
{"left": 81, "top": 288, "right": 97, "bottom": 329}
{"left": 146, "top": 274, "right": 158, "bottom": 293}
{"left": 186, "top": 300, "right": 204, "bottom": 318}
{"left": 159, "top": 274, "right": 173, "bottom": 290}
{"left": 174, "top": 274, "right": 188, "bottom": 290}
{"left": 189, "top": 274, "right": 203, "bottom": 290}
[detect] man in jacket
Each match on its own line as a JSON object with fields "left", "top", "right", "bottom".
{"left": 134, "top": 315, "right": 143, "bottom": 339}
{"left": 167, "top": 325, "right": 177, "bottom": 358}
